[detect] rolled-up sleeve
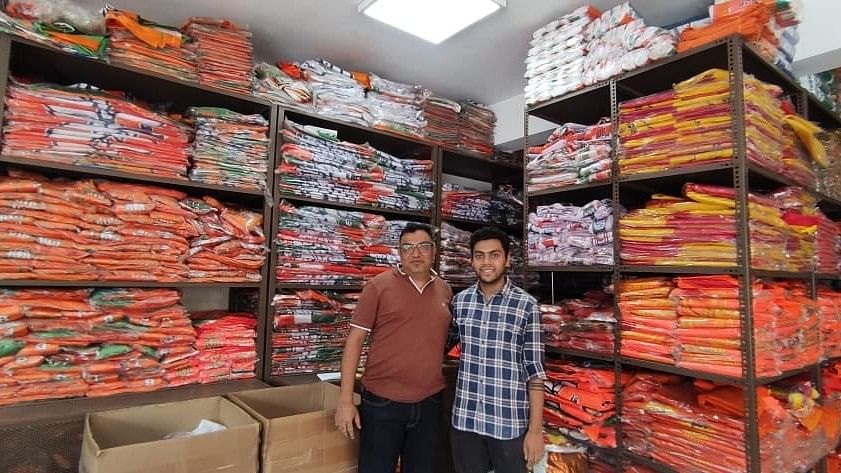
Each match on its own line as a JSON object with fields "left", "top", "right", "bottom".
{"left": 523, "top": 301, "right": 546, "bottom": 381}
{"left": 350, "top": 281, "right": 380, "bottom": 332}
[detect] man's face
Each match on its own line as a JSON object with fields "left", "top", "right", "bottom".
{"left": 399, "top": 230, "right": 435, "bottom": 275}
{"left": 472, "top": 238, "right": 510, "bottom": 285}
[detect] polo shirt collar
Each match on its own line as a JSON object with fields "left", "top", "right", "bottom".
{"left": 396, "top": 265, "right": 438, "bottom": 294}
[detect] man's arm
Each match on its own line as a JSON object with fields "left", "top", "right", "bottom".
{"left": 522, "top": 301, "right": 547, "bottom": 467}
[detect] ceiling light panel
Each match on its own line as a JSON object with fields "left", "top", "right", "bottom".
{"left": 359, "top": 0, "right": 505, "bottom": 44}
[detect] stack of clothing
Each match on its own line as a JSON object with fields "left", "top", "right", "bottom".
{"left": 580, "top": 3, "right": 676, "bottom": 87}
{"left": 253, "top": 62, "right": 313, "bottom": 109}
{"left": 619, "top": 278, "right": 677, "bottom": 365}
{"left": 422, "top": 96, "right": 461, "bottom": 148}
{"left": 814, "top": 212, "right": 839, "bottom": 273}
{"left": 190, "top": 311, "right": 257, "bottom": 384}
{"left": 818, "top": 130, "right": 841, "bottom": 200}
{"left": 182, "top": 18, "right": 253, "bottom": 94}
{"left": 300, "top": 59, "right": 372, "bottom": 127}
{"left": 271, "top": 290, "right": 360, "bottom": 375}
{"left": 620, "top": 183, "right": 813, "bottom": 272}
{"left": 524, "top": 6, "right": 598, "bottom": 106}
{"left": 817, "top": 288, "right": 841, "bottom": 360}
{"left": 543, "top": 360, "right": 622, "bottom": 448}
{"left": 0, "top": 0, "right": 107, "bottom": 59}
{"left": 772, "top": 187, "right": 818, "bottom": 273}
{"left": 275, "top": 200, "right": 397, "bottom": 286}
{"left": 528, "top": 199, "right": 614, "bottom": 266}
{"left": 368, "top": 74, "right": 426, "bottom": 139}
{"left": 458, "top": 102, "right": 496, "bottom": 155}
{"left": 677, "top": 0, "right": 801, "bottom": 74}
{"left": 183, "top": 196, "right": 267, "bottom": 283}
{"left": 509, "top": 236, "right": 536, "bottom": 289}
{"left": 0, "top": 288, "right": 198, "bottom": 405}
{"left": 440, "top": 223, "right": 475, "bottom": 287}
{"left": 618, "top": 69, "right": 818, "bottom": 187}
{"left": 441, "top": 184, "right": 521, "bottom": 226}
{"left": 541, "top": 288, "right": 615, "bottom": 356}
{"left": 104, "top": 6, "right": 198, "bottom": 82}
{"left": 527, "top": 120, "right": 612, "bottom": 192}
{"left": 188, "top": 107, "right": 270, "bottom": 190}
{"left": 278, "top": 119, "right": 434, "bottom": 213}
{"left": 624, "top": 374, "right": 841, "bottom": 473}
{"left": 2, "top": 78, "right": 191, "bottom": 179}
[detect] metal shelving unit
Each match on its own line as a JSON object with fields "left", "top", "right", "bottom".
{"left": 524, "top": 34, "right": 841, "bottom": 473}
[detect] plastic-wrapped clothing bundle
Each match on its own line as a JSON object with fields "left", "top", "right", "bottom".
{"left": 369, "top": 74, "right": 427, "bottom": 139}
{"left": 527, "top": 120, "right": 612, "bottom": 192}
{"left": 440, "top": 223, "right": 474, "bottom": 287}
{"left": 104, "top": 6, "right": 198, "bottom": 82}
{"left": 182, "top": 17, "right": 253, "bottom": 94}
{"left": 619, "top": 277, "right": 677, "bottom": 365}
{"left": 300, "top": 59, "right": 373, "bottom": 127}
{"left": 0, "top": 288, "right": 199, "bottom": 405}
{"left": 542, "top": 288, "right": 615, "bottom": 356}
{"left": 528, "top": 199, "right": 614, "bottom": 266}
{"left": 542, "top": 360, "right": 625, "bottom": 448}
{"left": 422, "top": 96, "right": 460, "bottom": 148}
{"left": 458, "top": 101, "right": 496, "bottom": 155}
{"left": 278, "top": 118, "right": 434, "bottom": 213}
{"left": 509, "top": 236, "right": 535, "bottom": 289}
{"left": 187, "top": 107, "right": 269, "bottom": 190}
{"left": 0, "top": 1, "right": 106, "bottom": 59}
{"left": 271, "top": 290, "right": 362, "bottom": 375}
{"left": 620, "top": 183, "right": 813, "bottom": 271}
{"left": 818, "top": 130, "right": 841, "bottom": 200}
{"left": 2, "top": 78, "right": 191, "bottom": 179}
{"left": 818, "top": 289, "right": 841, "bottom": 360}
{"left": 441, "top": 184, "right": 521, "bottom": 226}
{"left": 623, "top": 374, "right": 841, "bottom": 473}
{"left": 275, "top": 200, "right": 398, "bottom": 286}
{"left": 253, "top": 62, "right": 313, "bottom": 109}
{"left": 189, "top": 311, "right": 257, "bottom": 384}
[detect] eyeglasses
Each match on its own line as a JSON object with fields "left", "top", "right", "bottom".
{"left": 400, "top": 242, "right": 434, "bottom": 254}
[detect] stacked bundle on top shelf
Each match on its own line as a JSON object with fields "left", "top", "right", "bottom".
{"left": 620, "top": 183, "right": 814, "bottom": 272}
{"left": 618, "top": 69, "right": 819, "bottom": 187}
{"left": 275, "top": 200, "right": 398, "bottom": 286}
{"left": 0, "top": 288, "right": 197, "bottom": 406}
{"left": 623, "top": 373, "right": 841, "bottom": 473}
{"left": 104, "top": 6, "right": 198, "bottom": 82}
{"left": 528, "top": 199, "right": 614, "bottom": 266}
{"left": 440, "top": 223, "right": 474, "bottom": 287}
{"left": 271, "top": 290, "right": 361, "bottom": 376}
{"left": 187, "top": 107, "right": 269, "bottom": 190}
{"left": 253, "top": 62, "right": 313, "bottom": 110}
{"left": 300, "top": 59, "right": 372, "bottom": 127}
{"left": 0, "top": 2, "right": 107, "bottom": 59}
{"left": 527, "top": 120, "right": 612, "bottom": 192}
{"left": 0, "top": 170, "right": 264, "bottom": 282}
{"left": 441, "top": 184, "right": 521, "bottom": 226}
{"left": 458, "top": 102, "right": 495, "bottom": 155}
{"left": 2, "top": 78, "right": 191, "bottom": 179}
{"left": 190, "top": 311, "right": 257, "bottom": 384}
{"left": 542, "top": 287, "right": 615, "bottom": 356}
{"left": 368, "top": 74, "right": 426, "bottom": 139}
{"left": 182, "top": 17, "right": 253, "bottom": 94}
{"left": 542, "top": 360, "right": 620, "bottom": 448}
{"left": 278, "top": 119, "right": 434, "bottom": 213}
{"left": 422, "top": 96, "right": 460, "bottom": 148}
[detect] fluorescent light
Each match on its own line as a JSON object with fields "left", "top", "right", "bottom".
{"left": 359, "top": 0, "right": 504, "bottom": 44}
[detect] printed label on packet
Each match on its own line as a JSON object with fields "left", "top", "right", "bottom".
{"left": 144, "top": 379, "right": 156, "bottom": 386}
{"left": 6, "top": 250, "right": 32, "bottom": 259}
{"left": 99, "top": 231, "right": 119, "bottom": 241}
{"left": 35, "top": 343, "right": 48, "bottom": 351}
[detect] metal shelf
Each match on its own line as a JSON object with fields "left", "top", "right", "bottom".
{"left": 527, "top": 81, "right": 612, "bottom": 125}
{"left": 276, "top": 192, "right": 432, "bottom": 220}
{"left": 441, "top": 147, "right": 522, "bottom": 171}
{"left": 528, "top": 265, "right": 614, "bottom": 273}
{"left": 442, "top": 216, "right": 521, "bottom": 233}
{"left": 620, "top": 357, "right": 744, "bottom": 385}
{"left": 0, "top": 154, "right": 265, "bottom": 199}
{"left": 620, "top": 265, "right": 738, "bottom": 275}
{"left": 0, "top": 280, "right": 261, "bottom": 288}
{"left": 546, "top": 346, "right": 615, "bottom": 363}
{"left": 0, "top": 379, "right": 268, "bottom": 426}
{"left": 276, "top": 283, "right": 364, "bottom": 291}
{"left": 751, "top": 269, "right": 812, "bottom": 280}
{"left": 528, "top": 180, "right": 612, "bottom": 198}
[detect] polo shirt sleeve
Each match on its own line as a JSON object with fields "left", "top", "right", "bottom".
{"left": 523, "top": 299, "right": 546, "bottom": 381}
{"left": 350, "top": 280, "right": 380, "bottom": 332}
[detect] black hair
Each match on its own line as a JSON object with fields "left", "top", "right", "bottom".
{"left": 399, "top": 222, "right": 435, "bottom": 242}
{"left": 470, "top": 226, "right": 510, "bottom": 255}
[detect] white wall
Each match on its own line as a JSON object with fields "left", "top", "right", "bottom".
{"left": 793, "top": 0, "right": 841, "bottom": 74}
{"left": 490, "top": 93, "right": 556, "bottom": 150}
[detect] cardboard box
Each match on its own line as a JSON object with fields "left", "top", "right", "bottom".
{"left": 79, "top": 396, "right": 260, "bottom": 473}
{"left": 229, "top": 383, "right": 358, "bottom": 473}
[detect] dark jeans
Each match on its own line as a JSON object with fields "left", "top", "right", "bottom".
{"left": 358, "top": 389, "right": 442, "bottom": 473}
{"left": 450, "top": 428, "right": 527, "bottom": 473}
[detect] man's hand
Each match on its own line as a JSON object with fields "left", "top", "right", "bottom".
{"left": 335, "top": 400, "right": 361, "bottom": 439}
{"left": 523, "top": 428, "right": 544, "bottom": 468}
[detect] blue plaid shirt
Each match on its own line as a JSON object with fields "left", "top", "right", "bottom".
{"left": 450, "top": 278, "right": 546, "bottom": 440}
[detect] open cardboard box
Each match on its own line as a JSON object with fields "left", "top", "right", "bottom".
{"left": 79, "top": 396, "right": 260, "bottom": 473}
{"left": 228, "top": 383, "right": 359, "bottom": 473}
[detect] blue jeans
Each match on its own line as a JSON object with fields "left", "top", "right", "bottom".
{"left": 358, "top": 389, "right": 442, "bottom": 473}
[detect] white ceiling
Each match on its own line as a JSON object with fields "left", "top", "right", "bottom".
{"left": 77, "top": 0, "right": 713, "bottom": 104}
